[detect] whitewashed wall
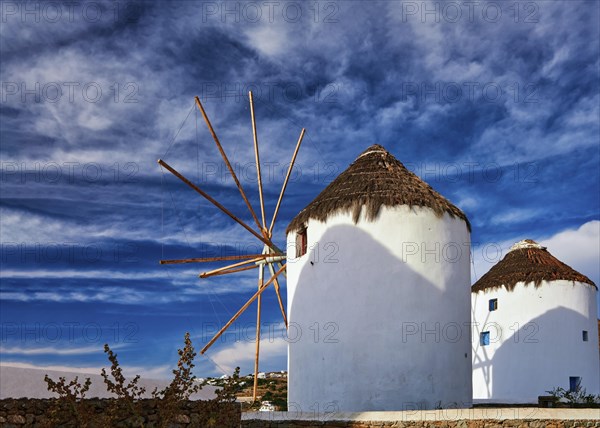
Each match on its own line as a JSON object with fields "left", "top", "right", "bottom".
{"left": 472, "top": 280, "right": 600, "bottom": 403}
{"left": 286, "top": 205, "right": 472, "bottom": 411}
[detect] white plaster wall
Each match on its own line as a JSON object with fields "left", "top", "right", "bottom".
{"left": 286, "top": 205, "right": 472, "bottom": 411}
{"left": 472, "top": 280, "right": 600, "bottom": 403}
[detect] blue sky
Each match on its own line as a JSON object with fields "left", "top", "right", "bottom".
{"left": 1, "top": 1, "right": 599, "bottom": 380}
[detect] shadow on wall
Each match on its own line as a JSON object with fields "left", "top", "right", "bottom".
{"left": 474, "top": 306, "right": 600, "bottom": 402}
{"left": 289, "top": 223, "right": 472, "bottom": 411}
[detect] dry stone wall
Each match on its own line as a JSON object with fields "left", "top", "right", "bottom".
{"left": 0, "top": 398, "right": 240, "bottom": 427}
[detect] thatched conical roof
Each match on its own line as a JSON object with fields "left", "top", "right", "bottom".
{"left": 286, "top": 144, "right": 470, "bottom": 233}
{"left": 472, "top": 239, "right": 596, "bottom": 293}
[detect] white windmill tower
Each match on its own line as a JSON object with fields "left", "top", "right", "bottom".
{"left": 158, "top": 92, "right": 305, "bottom": 402}
{"left": 472, "top": 239, "right": 599, "bottom": 404}
{"left": 285, "top": 144, "right": 473, "bottom": 411}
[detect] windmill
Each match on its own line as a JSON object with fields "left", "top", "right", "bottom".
{"left": 157, "top": 92, "right": 305, "bottom": 401}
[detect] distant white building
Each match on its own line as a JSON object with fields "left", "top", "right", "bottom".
{"left": 259, "top": 401, "right": 276, "bottom": 411}
{"left": 472, "top": 239, "right": 599, "bottom": 403}
{"left": 286, "top": 144, "right": 472, "bottom": 411}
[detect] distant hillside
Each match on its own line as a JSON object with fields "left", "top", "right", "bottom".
{"left": 0, "top": 364, "right": 216, "bottom": 400}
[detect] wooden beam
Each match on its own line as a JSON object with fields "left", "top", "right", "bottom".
{"left": 199, "top": 257, "right": 265, "bottom": 278}
{"left": 199, "top": 264, "right": 257, "bottom": 278}
{"left": 269, "top": 128, "right": 305, "bottom": 236}
{"left": 160, "top": 254, "right": 267, "bottom": 265}
{"left": 249, "top": 91, "right": 266, "bottom": 231}
{"left": 273, "top": 277, "right": 288, "bottom": 328}
{"left": 200, "top": 263, "right": 287, "bottom": 355}
{"left": 194, "top": 96, "right": 264, "bottom": 234}
{"left": 253, "top": 265, "right": 263, "bottom": 402}
{"left": 158, "top": 159, "right": 272, "bottom": 247}
{"left": 268, "top": 263, "right": 288, "bottom": 328}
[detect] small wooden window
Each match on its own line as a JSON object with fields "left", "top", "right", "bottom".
{"left": 295, "top": 227, "right": 307, "bottom": 258}
{"left": 489, "top": 299, "right": 498, "bottom": 311}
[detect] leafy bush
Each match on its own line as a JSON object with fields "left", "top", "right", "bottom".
{"left": 43, "top": 332, "right": 241, "bottom": 426}
{"left": 547, "top": 384, "right": 600, "bottom": 405}
{"left": 43, "top": 375, "right": 94, "bottom": 426}
{"left": 151, "top": 332, "right": 203, "bottom": 426}
{"left": 101, "top": 344, "right": 146, "bottom": 426}
{"left": 214, "top": 367, "right": 242, "bottom": 402}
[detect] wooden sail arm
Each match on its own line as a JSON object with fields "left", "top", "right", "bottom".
{"left": 249, "top": 91, "right": 266, "bottom": 231}
{"left": 194, "top": 96, "right": 264, "bottom": 234}
{"left": 267, "top": 263, "right": 288, "bottom": 328}
{"left": 269, "top": 128, "right": 306, "bottom": 236}
{"left": 200, "top": 263, "right": 287, "bottom": 355}
{"left": 199, "top": 264, "right": 257, "bottom": 278}
{"left": 157, "top": 159, "right": 273, "bottom": 247}
{"left": 272, "top": 276, "right": 288, "bottom": 328}
{"left": 199, "top": 257, "right": 265, "bottom": 278}
{"left": 160, "top": 254, "right": 267, "bottom": 265}
{"left": 253, "top": 265, "right": 263, "bottom": 402}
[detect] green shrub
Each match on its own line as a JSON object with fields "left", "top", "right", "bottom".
{"left": 43, "top": 332, "right": 241, "bottom": 427}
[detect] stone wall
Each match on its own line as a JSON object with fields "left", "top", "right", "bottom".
{"left": 242, "top": 420, "right": 600, "bottom": 427}
{"left": 242, "top": 408, "right": 600, "bottom": 428}
{"left": 0, "top": 398, "right": 240, "bottom": 427}
{"left": 3, "top": 401, "right": 599, "bottom": 427}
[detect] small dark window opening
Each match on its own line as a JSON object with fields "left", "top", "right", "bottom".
{"left": 569, "top": 376, "right": 581, "bottom": 393}
{"left": 489, "top": 298, "right": 498, "bottom": 311}
{"left": 583, "top": 331, "right": 589, "bottom": 342}
{"left": 296, "top": 227, "right": 307, "bottom": 258}
{"left": 480, "top": 331, "right": 490, "bottom": 346}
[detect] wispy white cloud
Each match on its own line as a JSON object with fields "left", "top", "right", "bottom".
{"left": 0, "top": 205, "right": 256, "bottom": 248}
{"left": 454, "top": 195, "right": 479, "bottom": 211}
{"left": 0, "top": 361, "right": 172, "bottom": 380}
{"left": 1, "top": 344, "right": 108, "bottom": 356}
{"left": 0, "top": 361, "right": 103, "bottom": 375}
{"left": 541, "top": 220, "right": 600, "bottom": 286}
{"left": 208, "top": 335, "right": 288, "bottom": 374}
{"left": 0, "top": 289, "right": 167, "bottom": 304}
{"left": 488, "top": 208, "right": 542, "bottom": 226}
{"left": 0, "top": 267, "right": 268, "bottom": 303}
{"left": 0, "top": 268, "right": 172, "bottom": 280}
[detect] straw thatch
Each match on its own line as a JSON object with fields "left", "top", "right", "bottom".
{"left": 472, "top": 239, "right": 596, "bottom": 293}
{"left": 287, "top": 144, "right": 470, "bottom": 233}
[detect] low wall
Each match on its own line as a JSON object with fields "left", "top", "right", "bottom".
{"left": 0, "top": 398, "right": 240, "bottom": 427}
{"left": 242, "top": 408, "right": 600, "bottom": 427}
